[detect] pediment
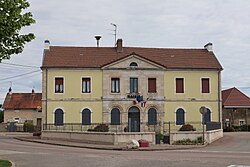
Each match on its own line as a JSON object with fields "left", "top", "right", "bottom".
{"left": 101, "top": 54, "right": 166, "bottom": 70}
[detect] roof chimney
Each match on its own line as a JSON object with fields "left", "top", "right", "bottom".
{"left": 8, "top": 87, "right": 12, "bottom": 95}
{"left": 44, "top": 40, "right": 50, "bottom": 50}
{"left": 204, "top": 42, "right": 213, "bottom": 52}
{"left": 116, "top": 39, "right": 123, "bottom": 52}
{"left": 95, "top": 35, "right": 102, "bottom": 47}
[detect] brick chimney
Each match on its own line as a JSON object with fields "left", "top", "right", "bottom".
{"left": 116, "top": 39, "right": 123, "bottom": 52}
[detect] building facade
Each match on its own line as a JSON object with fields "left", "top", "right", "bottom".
{"left": 41, "top": 39, "right": 223, "bottom": 132}
{"left": 2, "top": 89, "right": 42, "bottom": 129}
{"left": 222, "top": 87, "right": 250, "bottom": 130}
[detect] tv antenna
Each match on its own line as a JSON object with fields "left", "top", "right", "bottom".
{"left": 110, "top": 23, "right": 117, "bottom": 46}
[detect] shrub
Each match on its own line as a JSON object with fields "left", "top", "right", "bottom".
{"left": 240, "top": 125, "right": 250, "bottom": 132}
{"left": 175, "top": 136, "right": 203, "bottom": 145}
{"left": 179, "top": 124, "right": 195, "bottom": 131}
{"left": 223, "top": 127, "right": 235, "bottom": 132}
{"left": 23, "top": 122, "right": 34, "bottom": 132}
{"left": 155, "top": 133, "right": 164, "bottom": 140}
{"left": 88, "top": 124, "right": 109, "bottom": 132}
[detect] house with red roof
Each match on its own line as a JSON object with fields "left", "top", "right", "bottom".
{"left": 222, "top": 87, "right": 250, "bottom": 130}
{"left": 2, "top": 89, "right": 42, "bottom": 131}
{"left": 41, "top": 39, "right": 223, "bottom": 132}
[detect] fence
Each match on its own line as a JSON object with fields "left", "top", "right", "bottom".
{"left": 43, "top": 121, "right": 221, "bottom": 133}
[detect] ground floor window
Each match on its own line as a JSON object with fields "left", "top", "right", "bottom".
{"left": 82, "top": 108, "right": 91, "bottom": 125}
{"left": 54, "top": 109, "right": 64, "bottom": 126}
{"left": 239, "top": 119, "right": 246, "bottom": 126}
{"left": 176, "top": 108, "right": 185, "bottom": 125}
{"left": 111, "top": 108, "right": 120, "bottom": 125}
{"left": 148, "top": 108, "right": 157, "bottom": 125}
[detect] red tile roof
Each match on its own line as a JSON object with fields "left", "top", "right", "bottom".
{"left": 42, "top": 46, "right": 223, "bottom": 70}
{"left": 222, "top": 87, "right": 250, "bottom": 107}
{"left": 2, "top": 93, "right": 42, "bottom": 110}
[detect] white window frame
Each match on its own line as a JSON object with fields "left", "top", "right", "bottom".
{"left": 81, "top": 76, "right": 92, "bottom": 94}
{"left": 54, "top": 76, "right": 65, "bottom": 94}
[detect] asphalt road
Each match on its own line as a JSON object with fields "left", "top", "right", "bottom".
{"left": 0, "top": 132, "right": 250, "bottom": 167}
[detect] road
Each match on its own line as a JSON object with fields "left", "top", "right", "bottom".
{"left": 0, "top": 132, "right": 250, "bottom": 167}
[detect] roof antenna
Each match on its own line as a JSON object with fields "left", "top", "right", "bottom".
{"left": 110, "top": 23, "right": 117, "bottom": 46}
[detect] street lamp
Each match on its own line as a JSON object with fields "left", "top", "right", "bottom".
{"left": 200, "top": 106, "right": 208, "bottom": 145}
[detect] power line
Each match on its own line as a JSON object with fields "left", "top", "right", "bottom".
{"left": 0, "top": 70, "right": 41, "bottom": 81}
{"left": 1, "top": 62, "right": 40, "bottom": 68}
{"left": 0, "top": 72, "right": 41, "bottom": 84}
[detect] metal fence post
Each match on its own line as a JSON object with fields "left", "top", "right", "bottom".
{"left": 202, "top": 121, "right": 205, "bottom": 145}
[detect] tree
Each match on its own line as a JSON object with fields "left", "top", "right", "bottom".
{"left": 0, "top": 0, "right": 35, "bottom": 62}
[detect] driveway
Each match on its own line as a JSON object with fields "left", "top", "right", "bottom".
{"left": 203, "top": 132, "right": 250, "bottom": 152}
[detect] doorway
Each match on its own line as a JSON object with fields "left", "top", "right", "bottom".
{"left": 128, "top": 106, "right": 140, "bottom": 132}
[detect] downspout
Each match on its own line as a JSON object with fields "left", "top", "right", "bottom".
{"left": 218, "top": 70, "right": 222, "bottom": 126}
{"left": 46, "top": 68, "right": 48, "bottom": 125}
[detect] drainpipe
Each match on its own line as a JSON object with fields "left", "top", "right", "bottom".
{"left": 46, "top": 68, "right": 48, "bottom": 125}
{"left": 218, "top": 71, "right": 222, "bottom": 127}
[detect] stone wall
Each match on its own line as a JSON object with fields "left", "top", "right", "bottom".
{"left": 42, "top": 130, "right": 155, "bottom": 145}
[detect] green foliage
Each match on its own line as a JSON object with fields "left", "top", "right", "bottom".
{"left": 179, "top": 124, "right": 196, "bottom": 131}
{"left": 231, "top": 125, "right": 250, "bottom": 132}
{"left": 23, "top": 122, "right": 34, "bottom": 132}
{"left": 0, "top": 160, "right": 12, "bottom": 167}
{"left": 175, "top": 136, "right": 203, "bottom": 145}
{"left": 155, "top": 132, "right": 164, "bottom": 140}
{"left": 0, "top": 0, "right": 35, "bottom": 61}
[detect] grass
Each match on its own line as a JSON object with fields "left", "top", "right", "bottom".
{"left": 0, "top": 160, "right": 12, "bottom": 167}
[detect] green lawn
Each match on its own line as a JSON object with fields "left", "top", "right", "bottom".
{"left": 0, "top": 160, "right": 12, "bottom": 167}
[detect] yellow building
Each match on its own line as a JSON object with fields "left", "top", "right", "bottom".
{"left": 41, "top": 39, "right": 223, "bottom": 132}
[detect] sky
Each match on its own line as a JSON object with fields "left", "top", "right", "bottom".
{"left": 1, "top": 0, "right": 250, "bottom": 103}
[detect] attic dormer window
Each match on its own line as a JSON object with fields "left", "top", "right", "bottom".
{"left": 130, "top": 62, "right": 138, "bottom": 68}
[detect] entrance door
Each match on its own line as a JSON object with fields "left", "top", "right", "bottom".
{"left": 128, "top": 106, "right": 140, "bottom": 132}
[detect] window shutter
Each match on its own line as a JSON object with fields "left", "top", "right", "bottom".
{"left": 202, "top": 78, "right": 210, "bottom": 93}
{"left": 148, "top": 78, "right": 156, "bottom": 93}
{"left": 176, "top": 78, "right": 184, "bottom": 93}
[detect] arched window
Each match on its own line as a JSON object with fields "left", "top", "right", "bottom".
{"left": 148, "top": 108, "right": 157, "bottom": 125}
{"left": 54, "top": 109, "right": 64, "bottom": 126}
{"left": 176, "top": 108, "right": 185, "bottom": 125}
{"left": 130, "top": 62, "right": 138, "bottom": 68}
{"left": 82, "top": 109, "right": 91, "bottom": 125}
{"left": 203, "top": 108, "right": 211, "bottom": 124}
{"left": 111, "top": 108, "right": 120, "bottom": 125}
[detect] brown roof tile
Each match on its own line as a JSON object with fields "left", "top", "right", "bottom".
{"left": 222, "top": 87, "right": 250, "bottom": 107}
{"left": 42, "top": 46, "right": 223, "bottom": 70}
{"left": 2, "top": 93, "right": 42, "bottom": 110}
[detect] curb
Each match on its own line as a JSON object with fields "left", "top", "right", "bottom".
{"left": 10, "top": 160, "right": 15, "bottom": 167}
{"left": 14, "top": 137, "right": 207, "bottom": 151}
